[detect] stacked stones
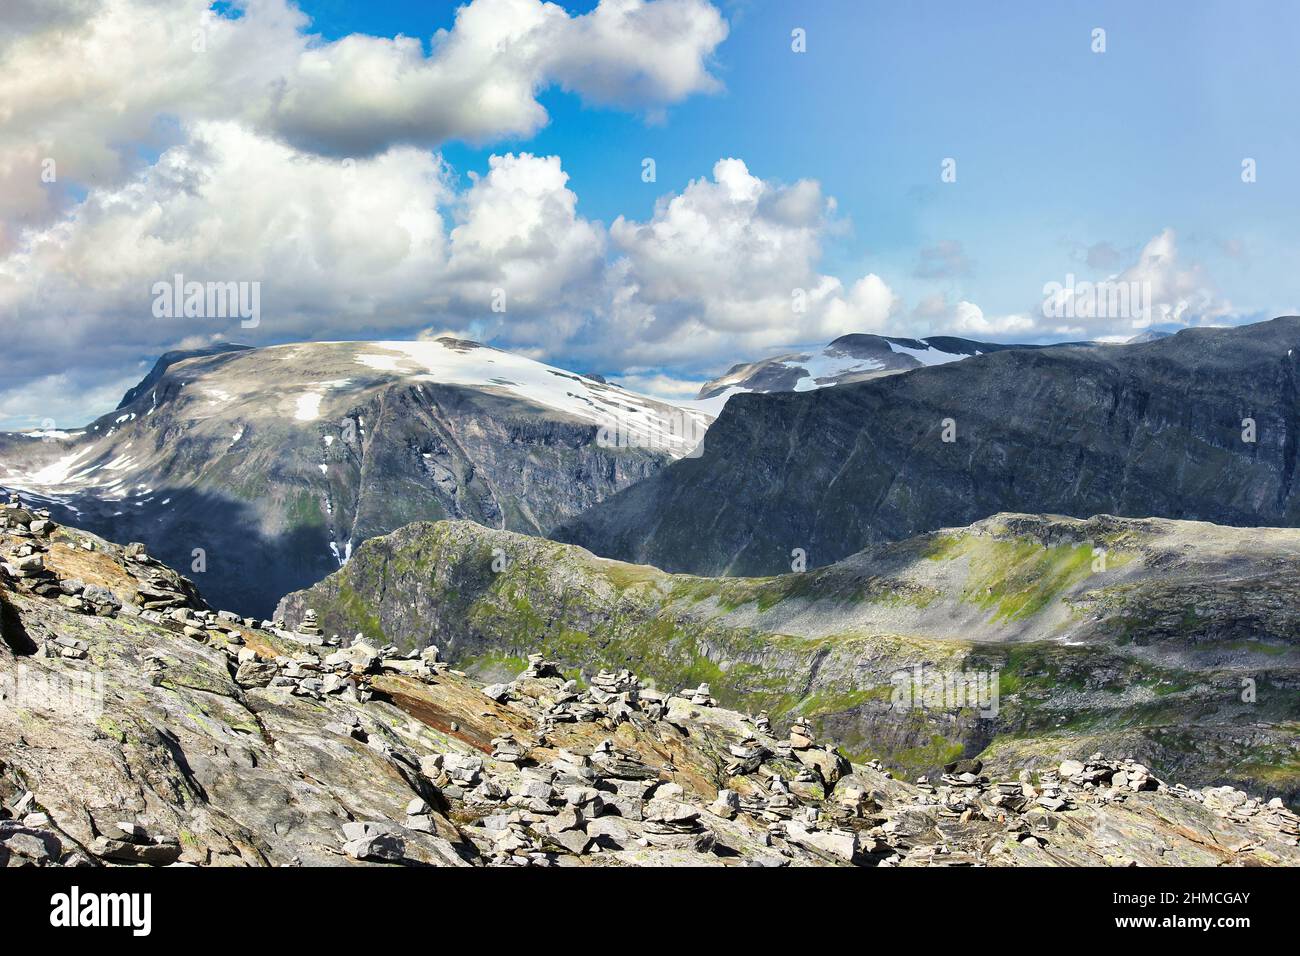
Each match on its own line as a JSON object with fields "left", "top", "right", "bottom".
{"left": 46, "top": 635, "right": 89, "bottom": 660}
{"left": 91, "top": 822, "right": 182, "bottom": 866}
{"left": 726, "top": 737, "right": 768, "bottom": 776}
{"left": 0, "top": 812, "right": 83, "bottom": 867}
{"left": 55, "top": 580, "right": 121, "bottom": 617}
{"left": 9, "top": 551, "right": 49, "bottom": 582}
{"left": 132, "top": 553, "right": 195, "bottom": 611}
{"left": 788, "top": 719, "right": 815, "bottom": 750}
{"left": 642, "top": 794, "right": 710, "bottom": 850}
{"left": 685, "top": 682, "right": 716, "bottom": 706}
{"left": 989, "top": 780, "right": 1030, "bottom": 813}
{"left": 286, "top": 609, "right": 326, "bottom": 647}
{"left": 1033, "top": 769, "right": 1071, "bottom": 812}
{"left": 436, "top": 753, "right": 486, "bottom": 796}
{"left": 1059, "top": 755, "right": 1160, "bottom": 795}
{"left": 488, "top": 819, "right": 547, "bottom": 865}
{"left": 1, "top": 495, "right": 55, "bottom": 538}
{"left": 940, "top": 758, "right": 987, "bottom": 789}
{"left": 521, "top": 653, "right": 562, "bottom": 679}
{"left": 637, "top": 687, "right": 668, "bottom": 721}
{"left": 0, "top": 500, "right": 67, "bottom": 600}
{"left": 536, "top": 667, "right": 666, "bottom": 729}
{"left": 590, "top": 668, "right": 638, "bottom": 695}
{"left": 762, "top": 773, "right": 797, "bottom": 819}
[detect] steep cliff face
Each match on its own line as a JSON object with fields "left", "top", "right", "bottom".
{"left": 0, "top": 339, "right": 708, "bottom": 616}
{"left": 276, "top": 514, "right": 1300, "bottom": 806}
{"left": 558, "top": 317, "right": 1300, "bottom": 577}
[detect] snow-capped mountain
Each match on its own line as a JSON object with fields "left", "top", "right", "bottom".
{"left": 0, "top": 338, "right": 712, "bottom": 616}
{"left": 698, "top": 333, "right": 1080, "bottom": 400}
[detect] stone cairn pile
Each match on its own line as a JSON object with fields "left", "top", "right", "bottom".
{"left": 327, "top": 657, "right": 1300, "bottom": 868}
{"left": 0, "top": 510, "right": 204, "bottom": 653}
{"left": 0, "top": 494, "right": 59, "bottom": 597}
{"left": 402, "top": 658, "right": 869, "bottom": 867}
{"left": 231, "top": 631, "right": 448, "bottom": 703}
{"left": 1185, "top": 785, "right": 1300, "bottom": 841}
{"left": 0, "top": 792, "right": 183, "bottom": 867}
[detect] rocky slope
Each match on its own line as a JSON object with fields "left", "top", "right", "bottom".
{"left": 276, "top": 513, "right": 1300, "bottom": 807}
{"left": 0, "top": 339, "right": 711, "bottom": 617}
{"left": 559, "top": 317, "right": 1300, "bottom": 577}
{"left": 3, "top": 505, "right": 1297, "bottom": 867}
{"left": 698, "top": 332, "right": 1081, "bottom": 399}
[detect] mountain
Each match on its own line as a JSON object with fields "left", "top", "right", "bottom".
{"left": 0, "top": 338, "right": 711, "bottom": 617}
{"left": 558, "top": 317, "right": 1300, "bottom": 577}
{"left": 276, "top": 513, "right": 1300, "bottom": 806}
{"left": 115, "top": 343, "right": 256, "bottom": 409}
{"left": 4, "top": 509, "right": 1297, "bottom": 868}
{"left": 698, "top": 333, "right": 1085, "bottom": 400}
{"left": 1126, "top": 330, "right": 1174, "bottom": 344}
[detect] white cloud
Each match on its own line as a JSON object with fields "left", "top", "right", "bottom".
{"left": 0, "top": 371, "right": 140, "bottom": 432}
{"left": 609, "top": 371, "right": 707, "bottom": 400}
{"left": 0, "top": 136, "right": 907, "bottom": 426}
{"left": 0, "top": 124, "right": 618, "bottom": 362}
{"left": 0, "top": 0, "right": 728, "bottom": 228}
{"left": 943, "top": 301, "right": 1036, "bottom": 336}
{"left": 1039, "top": 229, "right": 1232, "bottom": 337}
{"left": 597, "top": 158, "right": 898, "bottom": 365}
{"left": 446, "top": 153, "right": 605, "bottom": 316}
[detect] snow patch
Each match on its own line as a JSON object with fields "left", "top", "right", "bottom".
{"left": 354, "top": 340, "right": 713, "bottom": 458}
{"left": 294, "top": 392, "right": 324, "bottom": 421}
{"left": 888, "top": 342, "right": 968, "bottom": 367}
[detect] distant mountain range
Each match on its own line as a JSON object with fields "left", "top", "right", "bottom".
{"left": 0, "top": 338, "right": 710, "bottom": 615}
{"left": 698, "top": 333, "right": 1082, "bottom": 399}
{"left": 697, "top": 330, "right": 1177, "bottom": 401}
{"left": 558, "top": 317, "right": 1300, "bottom": 576}
{"left": 0, "top": 321, "right": 1274, "bottom": 618}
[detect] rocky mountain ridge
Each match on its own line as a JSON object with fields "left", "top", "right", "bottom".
{"left": 560, "top": 317, "right": 1300, "bottom": 577}
{"left": 698, "top": 332, "right": 1087, "bottom": 399}
{"left": 0, "top": 338, "right": 710, "bottom": 616}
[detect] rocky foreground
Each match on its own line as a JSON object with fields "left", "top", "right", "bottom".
{"left": 2, "top": 501, "right": 1299, "bottom": 867}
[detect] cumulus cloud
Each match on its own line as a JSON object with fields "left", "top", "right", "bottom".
{"left": 0, "top": 0, "right": 728, "bottom": 227}
{"left": 0, "top": 131, "right": 908, "bottom": 426}
{"left": 1040, "top": 229, "right": 1233, "bottom": 337}
{"left": 598, "top": 158, "right": 897, "bottom": 365}
{"left": 0, "top": 122, "right": 615, "bottom": 349}
{"left": 906, "top": 294, "right": 1034, "bottom": 338}
{"left": 0, "top": 2, "right": 1247, "bottom": 431}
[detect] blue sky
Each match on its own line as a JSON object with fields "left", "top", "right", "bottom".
{"left": 295, "top": 0, "right": 1296, "bottom": 330}
{"left": 2, "top": 0, "right": 1297, "bottom": 428}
